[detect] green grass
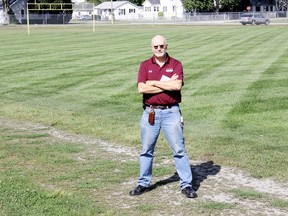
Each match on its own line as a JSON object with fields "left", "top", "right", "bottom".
{"left": 1, "top": 24, "right": 287, "bottom": 181}
{"left": 231, "top": 188, "right": 264, "bottom": 199}
{"left": 0, "top": 24, "right": 288, "bottom": 214}
{"left": 196, "top": 201, "right": 235, "bottom": 210}
{"left": 270, "top": 198, "right": 288, "bottom": 208}
{"left": 0, "top": 176, "right": 107, "bottom": 216}
{"left": 0, "top": 127, "right": 111, "bottom": 215}
{"left": 0, "top": 125, "right": 147, "bottom": 215}
{"left": 230, "top": 188, "right": 288, "bottom": 209}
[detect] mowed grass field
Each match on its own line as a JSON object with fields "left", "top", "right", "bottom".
{"left": 0, "top": 24, "right": 288, "bottom": 215}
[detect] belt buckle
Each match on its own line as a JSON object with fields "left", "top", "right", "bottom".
{"left": 147, "top": 105, "right": 173, "bottom": 109}
{"left": 158, "top": 105, "right": 168, "bottom": 109}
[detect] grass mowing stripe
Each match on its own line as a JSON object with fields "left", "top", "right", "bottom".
{"left": 220, "top": 37, "right": 288, "bottom": 179}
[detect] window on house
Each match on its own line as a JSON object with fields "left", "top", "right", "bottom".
{"left": 119, "top": 9, "right": 126, "bottom": 15}
{"left": 163, "top": 7, "right": 167, "bottom": 12}
{"left": 145, "top": 7, "right": 151, "bottom": 12}
{"left": 129, "top": 8, "right": 135, "bottom": 13}
{"left": 269, "top": 6, "right": 273, "bottom": 11}
{"left": 154, "top": 7, "right": 159, "bottom": 12}
{"left": 172, "top": 6, "right": 176, "bottom": 12}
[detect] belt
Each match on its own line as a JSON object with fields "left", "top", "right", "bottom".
{"left": 145, "top": 104, "right": 177, "bottom": 110}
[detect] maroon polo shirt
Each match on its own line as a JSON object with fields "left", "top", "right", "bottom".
{"left": 137, "top": 53, "right": 183, "bottom": 105}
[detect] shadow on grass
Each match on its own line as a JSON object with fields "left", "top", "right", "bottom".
{"left": 150, "top": 161, "right": 221, "bottom": 191}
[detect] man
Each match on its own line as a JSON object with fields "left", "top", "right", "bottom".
{"left": 129, "top": 35, "right": 197, "bottom": 198}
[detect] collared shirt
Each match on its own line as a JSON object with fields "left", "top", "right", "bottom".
{"left": 137, "top": 53, "right": 183, "bottom": 105}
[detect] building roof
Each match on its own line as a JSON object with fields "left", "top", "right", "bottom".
{"left": 73, "top": 2, "right": 94, "bottom": 10}
{"left": 146, "top": 0, "right": 160, "bottom": 5}
{"left": 95, "top": 1, "right": 136, "bottom": 10}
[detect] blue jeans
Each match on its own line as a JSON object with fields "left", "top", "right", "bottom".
{"left": 137, "top": 105, "right": 193, "bottom": 190}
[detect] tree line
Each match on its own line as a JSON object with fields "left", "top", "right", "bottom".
{"left": 183, "top": 0, "right": 251, "bottom": 12}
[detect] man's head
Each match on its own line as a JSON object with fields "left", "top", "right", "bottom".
{"left": 151, "top": 35, "right": 168, "bottom": 59}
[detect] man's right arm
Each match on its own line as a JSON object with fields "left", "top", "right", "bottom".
{"left": 138, "top": 73, "right": 180, "bottom": 94}
{"left": 138, "top": 82, "right": 164, "bottom": 94}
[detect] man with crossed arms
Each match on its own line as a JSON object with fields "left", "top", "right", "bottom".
{"left": 129, "top": 35, "right": 197, "bottom": 198}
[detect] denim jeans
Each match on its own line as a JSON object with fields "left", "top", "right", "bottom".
{"left": 137, "top": 105, "right": 193, "bottom": 190}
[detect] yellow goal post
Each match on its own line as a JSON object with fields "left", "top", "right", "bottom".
{"left": 26, "top": 2, "right": 95, "bottom": 35}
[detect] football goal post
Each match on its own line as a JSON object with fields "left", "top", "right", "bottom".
{"left": 26, "top": 2, "right": 95, "bottom": 35}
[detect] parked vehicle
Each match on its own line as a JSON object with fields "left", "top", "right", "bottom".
{"left": 78, "top": 15, "right": 92, "bottom": 21}
{"left": 240, "top": 13, "right": 270, "bottom": 25}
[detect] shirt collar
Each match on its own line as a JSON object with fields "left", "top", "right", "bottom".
{"left": 151, "top": 53, "right": 170, "bottom": 65}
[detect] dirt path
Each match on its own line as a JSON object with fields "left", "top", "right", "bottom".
{"left": 1, "top": 118, "right": 287, "bottom": 215}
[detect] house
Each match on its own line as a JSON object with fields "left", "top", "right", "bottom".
{"left": 250, "top": 0, "right": 275, "bottom": 12}
{"left": 249, "top": 0, "right": 286, "bottom": 17}
{"left": 94, "top": 1, "right": 142, "bottom": 21}
{"left": 142, "top": 0, "right": 184, "bottom": 20}
{"left": 72, "top": 1, "right": 94, "bottom": 20}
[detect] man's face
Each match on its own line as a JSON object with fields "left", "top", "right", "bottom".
{"left": 151, "top": 36, "right": 167, "bottom": 59}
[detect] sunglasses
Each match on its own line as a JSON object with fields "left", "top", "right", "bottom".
{"left": 153, "top": 45, "right": 166, "bottom": 49}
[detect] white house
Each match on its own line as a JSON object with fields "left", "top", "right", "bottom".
{"left": 72, "top": 2, "right": 94, "bottom": 20}
{"left": 94, "top": 1, "right": 142, "bottom": 21}
{"left": 142, "top": 0, "right": 184, "bottom": 20}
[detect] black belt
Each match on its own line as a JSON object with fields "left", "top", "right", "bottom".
{"left": 145, "top": 104, "right": 177, "bottom": 110}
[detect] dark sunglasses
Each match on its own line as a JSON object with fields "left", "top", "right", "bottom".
{"left": 153, "top": 45, "right": 165, "bottom": 49}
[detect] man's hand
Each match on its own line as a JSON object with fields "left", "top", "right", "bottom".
{"left": 146, "top": 74, "right": 178, "bottom": 85}
{"left": 138, "top": 74, "right": 182, "bottom": 94}
{"left": 171, "top": 74, "right": 179, "bottom": 80}
{"left": 138, "top": 82, "right": 164, "bottom": 94}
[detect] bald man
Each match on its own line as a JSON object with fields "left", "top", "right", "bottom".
{"left": 129, "top": 35, "right": 197, "bottom": 198}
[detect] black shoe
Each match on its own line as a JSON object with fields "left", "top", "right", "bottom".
{"left": 129, "top": 185, "right": 151, "bottom": 196}
{"left": 181, "top": 187, "right": 197, "bottom": 198}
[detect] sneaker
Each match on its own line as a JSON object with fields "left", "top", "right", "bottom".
{"left": 129, "top": 185, "right": 151, "bottom": 196}
{"left": 181, "top": 187, "right": 197, "bottom": 198}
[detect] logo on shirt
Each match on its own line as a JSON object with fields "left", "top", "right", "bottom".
{"left": 148, "top": 70, "right": 153, "bottom": 73}
{"left": 166, "top": 68, "right": 173, "bottom": 73}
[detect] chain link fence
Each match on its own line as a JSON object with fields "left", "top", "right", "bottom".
{"left": 2, "top": 11, "right": 287, "bottom": 25}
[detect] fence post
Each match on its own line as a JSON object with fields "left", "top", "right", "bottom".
{"left": 27, "top": 4, "right": 30, "bottom": 35}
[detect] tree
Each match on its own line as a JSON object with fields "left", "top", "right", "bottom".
{"left": 183, "top": 0, "right": 214, "bottom": 12}
{"left": 183, "top": 0, "right": 250, "bottom": 12}
{"left": 183, "top": 0, "right": 198, "bottom": 12}
{"left": 219, "top": 0, "right": 242, "bottom": 12}
{"left": 215, "top": 0, "right": 220, "bottom": 12}
{"left": 275, "top": 0, "right": 288, "bottom": 11}
{"left": 128, "top": 0, "right": 144, "bottom": 6}
{"left": 86, "top": 0, "right": 104, "bottom": 5}
{"left": 0, "top": 0, "right": 9, "bottom": 25}
{"left": 275, "top": 0, "right": 287, "bottom": 17}
{"left": 239, "top": 0, "right": 251, "bottom": 11}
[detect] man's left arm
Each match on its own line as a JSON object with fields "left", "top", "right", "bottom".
{"left": 146, "top": 73, "right": 182, "bottom": 91}
{"left": 147, "top": 80, "right": 182, "bottom": 91}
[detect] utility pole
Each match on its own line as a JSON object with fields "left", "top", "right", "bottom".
{"left": 110, "top": 0, "right": 113, "bottom": 24}
{"left": 286, "top": 0, "right": 288, "bottom": 17}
